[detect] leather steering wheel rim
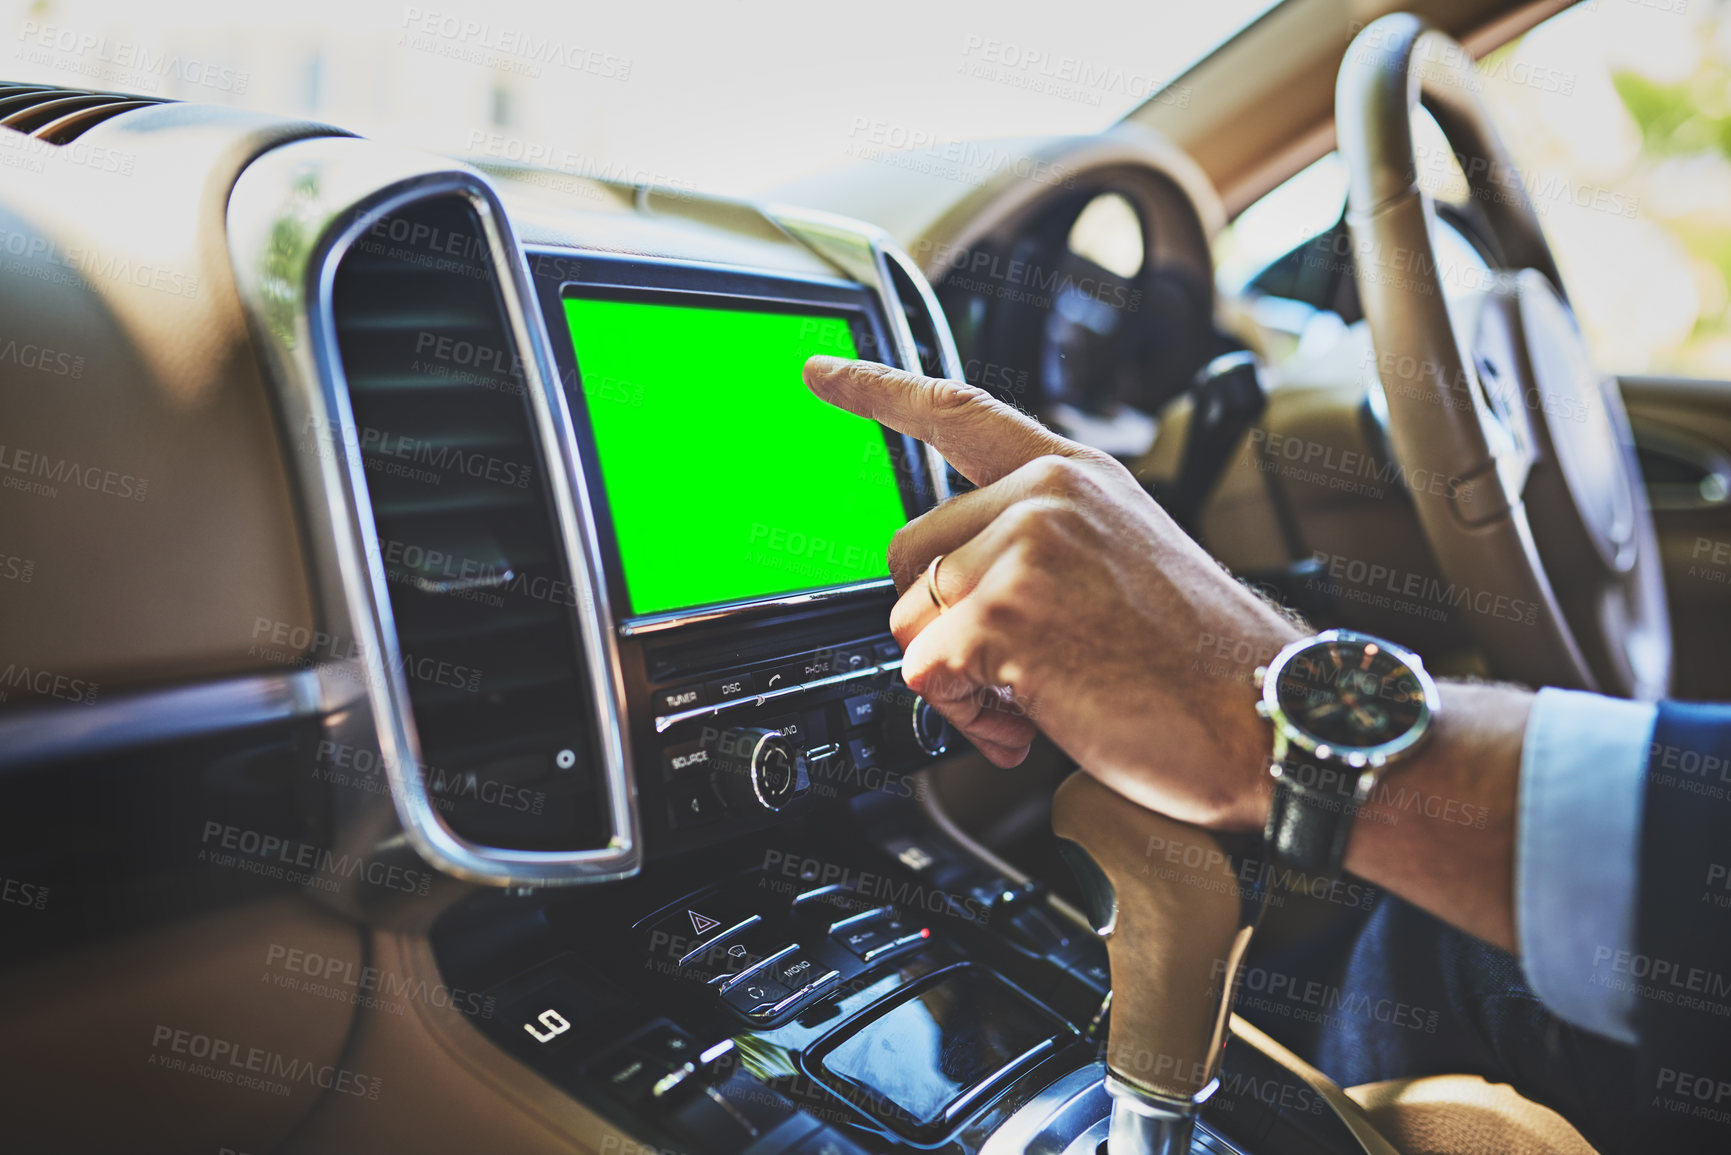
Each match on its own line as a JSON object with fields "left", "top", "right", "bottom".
{"left": 1336, "top": 14, "right": 1671, "bottom": 699}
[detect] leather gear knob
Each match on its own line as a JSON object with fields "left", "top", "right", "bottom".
{"left": 1051, "top": 772, "right": 1268, "bottom": 1149}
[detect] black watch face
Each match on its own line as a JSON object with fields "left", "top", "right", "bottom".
{"left": 1274, "top": 639, "right": 1427, "bottom": 750}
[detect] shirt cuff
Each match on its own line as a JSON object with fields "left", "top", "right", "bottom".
{"left": 1516, "top": 686, "right": 1657, "bottom": 1045}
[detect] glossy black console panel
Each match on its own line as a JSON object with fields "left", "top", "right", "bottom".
{"left": 432, "top": 792, "right": 1110, "bottom": 1155}
{"left": 809, "top": 965, "right": 1074, "bottom": 1141}
{"left": 430, "top": 785, "right": 1375, "bottom": 1155}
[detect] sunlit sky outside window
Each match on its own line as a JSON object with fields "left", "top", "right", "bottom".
{"left": 4, "top": 0, "right": 1274, "bottom": 196}
{"left": 14, "top": 0, "right": 1726, "bottom": 378}
{"left": 1219, "top": 0, "right": 1731, "bottom": 379}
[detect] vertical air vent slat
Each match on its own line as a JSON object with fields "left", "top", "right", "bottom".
{"left": 0, "top": 83, "right": 169, "bottom": 144}
{"left": 328, "top": 196, "right": 609, "bottom": 853}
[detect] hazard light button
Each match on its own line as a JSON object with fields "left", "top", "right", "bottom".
{"left": 643, "top": 895, "right": 761, "bottom": 971}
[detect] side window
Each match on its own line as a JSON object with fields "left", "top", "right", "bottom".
{"left": 1220, "top": 3, "right": 1729, "bottom": 380}
{"left": 1476, "top": 1, "right": 1725, "bottom": 378}
{"left": 1214, "top": 154, "right": 1351, "bottom": 366}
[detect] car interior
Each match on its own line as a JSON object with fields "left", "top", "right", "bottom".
{"left": 3, "top": 0, "right": 1724, "bottom": 1152}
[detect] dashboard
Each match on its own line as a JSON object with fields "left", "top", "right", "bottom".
{"left": 222, "top": 137, "right": 966, "bottom": 888}
{"left": 0, "top": 86, "right": 1375, "bottom": 1155}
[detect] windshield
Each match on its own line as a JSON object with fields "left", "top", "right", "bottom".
{"left": 7, "top": 0, "right": 1277, "bottom": 197}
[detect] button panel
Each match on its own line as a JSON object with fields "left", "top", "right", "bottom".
{"left": 594, "top": 1048, "right": 667, "bottom": 1109}
{"left": 653, "top": 683, "right": 708, "bottom": 714}
{"left": 665, "top": 778, "right": 726, "bottom": 829}
{"left": 455, "top": 832, "right": 1121, "bottom": 1155}
{"left": 639, "top": 877, "right": 928, "bottom": 1030}
{"left": 496, "top": 973, "right": 595, "bottom": 1061}
{"left": 831, "top": 908, "right": 929, "bottom": 964}
{"left": 833, "top": 644, "right": 875, "bottom": 674}
{"left": 841, "top": 692, "right": 878, "bottom": 728}
{"left": 707, "top": 671, "right": 758, "bottom": 702}
{"left": 588, "top": 1021, "right": 706, "bottom": 1109}
{"left": 662, "top": 739, "right": 715, "bottom": 778}
{"left": 846, "top": 735, "right": 881, "bottom": 771}
{"left": 650, "top": 634, "right": 955, "bottom": 849}
{"left": 765, "top": 949, "right": 828, "bottom": 993}
{"left": 644, "top": 898, "right": 762, "bottom": 971}
{"left": 720, "top": 972, "right": 792, "bottom": 1015}
{"left": 650, "top": 637, "right": 905, "bottom": 733}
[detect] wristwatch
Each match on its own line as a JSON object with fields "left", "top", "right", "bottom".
{"left": 1253, "top": 629, "right": 1440, "bottom": 877}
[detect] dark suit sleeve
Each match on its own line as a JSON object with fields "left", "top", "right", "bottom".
{"left": 1633, "top": 701, "right": 1731, "bottom": 1148}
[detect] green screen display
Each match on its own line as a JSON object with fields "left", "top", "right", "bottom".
{"left": 562, "top": 296, "right": 910, "bottom": 616}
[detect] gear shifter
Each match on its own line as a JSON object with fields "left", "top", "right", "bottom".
{"left": 1051, "top": 772, "right": 1267, "bottom": 1155}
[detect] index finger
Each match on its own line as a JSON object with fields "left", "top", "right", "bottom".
{"left": 803, "top": 356, "right": 1096, "bottom": 488}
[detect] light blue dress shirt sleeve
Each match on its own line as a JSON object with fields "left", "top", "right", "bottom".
{"left": 1515, "top": 686, "right": 1657, "bottom": 1046}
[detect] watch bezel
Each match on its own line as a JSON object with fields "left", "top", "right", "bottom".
{"left": 1257, "top": 629, "right": 1440, "bottom": 769}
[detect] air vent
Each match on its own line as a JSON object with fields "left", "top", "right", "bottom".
{"left": 328, "top": 196, "right": 610, "bottom": 853}
{"left": 0, "top": 83, "right": 168, "bottom": 144}
{"left": 882, "top": 247, "right": 971, "bottom": 495}
{"left": 884, "top": 254, "right": 946, "bottom": 380}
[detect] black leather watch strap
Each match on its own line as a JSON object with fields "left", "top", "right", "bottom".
{"left": 1263, "top": 757, "right": 1362, "bottom": 877}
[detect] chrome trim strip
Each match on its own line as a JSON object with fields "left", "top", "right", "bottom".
{"left": 755, "top": 965, "right": 842, "bottom": 1019}
{"left": 884, "top": 243, "right": 968, "bottom": 384}
{"left": 979, "top": 1062, "right": 1113, "bottom": 1155}
{"left": 886, "top": 244, "right": 967, "bottom": 500}
{"left": 859, "top": 929, "right": 928, "bottom": 963}
{"left": 621, "top": 577, "right": 896, "bottom": 638}
{"left": 679, "top": 913, "right": 763, "bottom": 966}
{"left": 716, "top": 942, "right": 797, "bottom": 991}
{"left": 766, "top": 206, "right": 955, "bottom": 503}
{"left": 828, "top": 906, "right": 895, "bottom": 932}
{"left": 653, "top": 660, "right": 899, "bottom": 733}
{"left": 529, "top": 247, "right": 861, "bottom": 292}
{"left": 946, "top": 1037, "right": 1060, "bottom": 1124}
{"left": 0, "top": 666, "right": 345, "bottom": 773}
{"left": 227, "top": 138, "right": 640, "bottom": 886}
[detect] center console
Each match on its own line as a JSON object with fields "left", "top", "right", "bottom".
{"left": 430, "top": 786, "right": 1373, "bottom": 1155}
{"left": 532, "top": 251, "right": 955, "bottom": 860}
{"left": 422, "top": 225, "right": 1379, "bottom": 1155}
{"left": 226, "top": 136, "right": 1390, "bottom": 1155}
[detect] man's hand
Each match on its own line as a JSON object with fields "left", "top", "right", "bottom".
{"left": 804, "top": 356, "right": 1301, "bottom": 832}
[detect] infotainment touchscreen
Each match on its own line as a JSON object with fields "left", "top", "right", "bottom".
{"left": 561, "top": 296, "right": 911, "bottom": 616}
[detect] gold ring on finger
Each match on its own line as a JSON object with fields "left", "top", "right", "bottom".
{"left": 926, "top": 554, "right": 951, "bottom": 613}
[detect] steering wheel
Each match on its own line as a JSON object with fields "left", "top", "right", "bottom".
{"left": 1336, "top": 14, "right": 1670, "bottom": 699}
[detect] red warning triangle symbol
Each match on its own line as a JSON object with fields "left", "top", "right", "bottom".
{"left": 688, "top": 909, "right": 720, "bottom": 936}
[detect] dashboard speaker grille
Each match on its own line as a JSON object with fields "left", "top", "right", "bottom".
{"left": 328, "top": 196, "right": 609, "bottom": 852}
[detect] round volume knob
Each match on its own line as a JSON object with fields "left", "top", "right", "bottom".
{"left": 712, "top": 727, "right": 804, "bottom": 814}
{"left": 882, "top": 694, "right": 951, "bottom": 760}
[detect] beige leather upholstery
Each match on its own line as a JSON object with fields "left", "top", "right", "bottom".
{"left": 1347, "top": 1075, "right": 1601, "bottom": 1155}
{"left": 0, "top": 104, "right": 330, "bottom": 693}
{"left": 0, "top": 895, "right": 362, "bottom": 1154}
{"left": 1051, "top": 772, "right": 1258, "bottom": 1103}
{"left": 282, "top": 927, "right": 617, "bottom": 1155}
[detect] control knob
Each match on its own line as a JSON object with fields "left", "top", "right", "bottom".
{"left": 711, "top": 727, "right": 806, "bottom": 814}
{"left": 879, "top": 692, "right": 951, "bottom": 761}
